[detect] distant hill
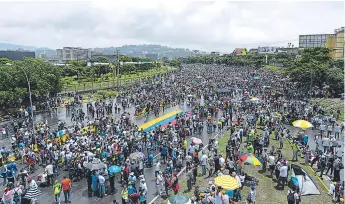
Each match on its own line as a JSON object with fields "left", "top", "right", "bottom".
{"left": 0, "top": 43, "right": 197, "bottom": 59}
{"left": 0, "top": 42, "right": 52, "bottom": 52}
{"left": 94, "top": 44, "right": 195, "bottom": 58}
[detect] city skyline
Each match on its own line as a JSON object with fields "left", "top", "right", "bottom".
{"left": 0, "top": 1, "right": 343, "bottom": 52}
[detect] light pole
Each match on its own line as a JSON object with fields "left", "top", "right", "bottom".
{"left": 19, "top": 67, "right": 35, "bottom": 133}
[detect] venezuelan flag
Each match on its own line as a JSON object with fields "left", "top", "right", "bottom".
{"left": 139, "top": 110, "right": 183, "bottom": 132}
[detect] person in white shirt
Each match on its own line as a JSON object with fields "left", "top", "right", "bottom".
{"left": 334, "top": 124, "right": 341, "bottom": 139}
{"left": 45, "top": 164, "right": 54, "bottom": 185}
{"left": 335, "top": 145, "right": 343, "bottom": 160}
{"left": 268, "top": 152, "right": 276, "bottom": 177}
{"left": 328, "top": 182, "right": 336, "bottom": 202}
{"left": 322, "top": 136, "right": 330, "bottom": 153}
{"left": 155, "top": 161, "right": 161, "bottom": 177}
{"left": 320, "top": 124, "right": 326, "bottom": 138}
{"left": 232, "top": 172, "right": 242, "bottom": 188}
{"left": 200, "top": 153, "right": 208, "bottom": 176}
{"left": 327, "top": 125, "right": 333, "bottom": 137}
{"left": 156, "top": 171, "right": 163, "bottom": 194}
{"left": 139, "top": 178, "right": 148, "bottom": 194}
{"left": 98, "top": 174, "right": 105, "bottom": 197}
{"left": 277, "top": 161, "right": 288, "bottom": 190}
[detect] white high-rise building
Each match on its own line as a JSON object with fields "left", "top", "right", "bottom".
{"left": 56, "top": 47, "right": 92, "bottom": 62}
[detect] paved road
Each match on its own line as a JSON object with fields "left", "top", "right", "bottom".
{"left": 0, "top": 96, "right": 222, "bottom": 203}
{"left": 1, "top": 95, "right": 342, "bottom": 203}
{"left": 285, "top": 124, "right": 344, "bottom": 182}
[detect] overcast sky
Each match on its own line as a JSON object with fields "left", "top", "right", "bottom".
{"left": 0, "top": 1, "right": 344, "bottom": 52}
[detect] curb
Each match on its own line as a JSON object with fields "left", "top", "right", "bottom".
{"left": 308, "top": 166, "right": 330, "bottom": 192}
{"left": 148, "top": 130, "right": 228, "bottom": 204}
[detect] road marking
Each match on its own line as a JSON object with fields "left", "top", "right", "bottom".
{"left": 148, "top": 131, "right": 226, "bottom": 204}
{"left": 308, "top": 166, "right": 330, "bottom": 192}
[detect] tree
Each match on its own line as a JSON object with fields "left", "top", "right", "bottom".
{"left": 0, "top": 58, "right": 62, "bottom": 107}
{"left": 333, "top": 59, "right": 344, "bottom": 70}
{"left": 0, "top": 58, "right": 13, "bottom": 65}
{"left": 287, "top": 47, "right": 342, "bottom": 96}
{"left": 90, "top": 56, "right": 109, "bottom": 63}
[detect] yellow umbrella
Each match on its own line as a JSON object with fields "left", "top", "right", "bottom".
{"left": 214, "top": 175, "right": 240, "bottom": 190}
{"left": 292, "top": 120, "right": 313, "bottom": 129}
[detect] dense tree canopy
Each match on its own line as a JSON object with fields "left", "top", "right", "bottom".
{"left": 0, "top": 55, "right": 163, "bottom": 108}
{"left": 62, "top": 55, "right": 161, "bottom": 78}
{"left": 0, "top": 58, "right": 63, "bottom": 108}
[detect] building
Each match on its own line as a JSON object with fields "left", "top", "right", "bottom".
{"left": 0, "top": 50, "right": 35, "bottom": 60}
{"left": 210, "top": 51, "right": 220, "bottom": 56}
{"left": 326, "top": 36, "right": 336, "bottom": 58}
{"left": 333, "top": 27, "right": 344, "bottom": 60}
{"left": 325, "top": 27, "right": 344, "bottom": 60}
{"left": 233, "top": 48, "right": 247, "bottom": 56}
{"left": 276, "top": 48, "right": 300, "bottom": 55}
{"left": 145, "top": 53, "right": 158, "bottom": 60}
{"left": 299, "top": 34, "right": 334, "bottom": 48}
{"left": 56, "top": 47, "right": 92, "bottom": 62}
{"left": 258, "top": 46, "right": 278, "bottom": 54}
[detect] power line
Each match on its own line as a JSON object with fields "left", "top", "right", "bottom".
{"left": 232, "top": 38, "right": 299, "bottom": 47}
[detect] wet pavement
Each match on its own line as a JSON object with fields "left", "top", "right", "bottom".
{"left": 0, "top": 94, "right": 343, "bottom": 203}
{"left": 0, "top": 96, "right": 222, "bottom": 204}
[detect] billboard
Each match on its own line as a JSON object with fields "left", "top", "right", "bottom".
{"left": 258, "top": 46, "right": 277, "bottom": 54}
{"left": 234, "top": 48, "right": 247, "bottom": 56}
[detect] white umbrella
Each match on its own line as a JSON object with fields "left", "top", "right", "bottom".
{"left": 84, "top": 159, "right": 105, "bottom": 170}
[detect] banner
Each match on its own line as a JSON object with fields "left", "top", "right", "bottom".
{"left": 258, "top": 46, "right": 277, "bottom": 54}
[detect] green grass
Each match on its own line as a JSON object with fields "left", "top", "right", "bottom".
{"left": 311, "top": 98, "right": 344, "bottom": 121}
{"left": 244, "top": 125, "right": 331, "bottom": 204}
{"left": 61, "top": 66, "right": 175, "bottom": 92}
{"left": 165, "top": 125, "right": 332, "bottom": 204}
{"left": 264, "top": 65, "right": 286, "bottom": 74}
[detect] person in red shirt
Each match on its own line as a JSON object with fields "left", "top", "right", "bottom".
{"left": 61, "top": 176, "right": 71, "bottom": 203}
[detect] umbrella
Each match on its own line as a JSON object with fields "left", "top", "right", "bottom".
{"left": 214, "top": 175, "right": 240, "bottom": 190}
{"left": 239, "top": 153, "right": 262, "bottom": 166}
{"left": 24, "top": 186, "right": 41, "bottom": 199}
{"left": 250, "top": 97, "right": 261, "bottom": 101}
{"left": 168, "top": 194, "right": 191, "bottom": 204}
{"left": 192, "top": 137, "right": 202, "bottom": 145}
{"left": 187, "top": 94, "right": 194, "bottom": 97}
{"left": 129, "top": 152, "right": 143, "bottom": 160}
{"left": 108, "top": 165, "right": 121, "bottom": 175}
{"left": 253, "top": 77, "right": 261, "bottom": 80}
{"left": 292, "top": 120, "right": 313, "bottom": 129}
{"left": 84, "top": 159, "right": 105, "bottom": 170}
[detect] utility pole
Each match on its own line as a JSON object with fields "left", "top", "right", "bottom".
{"left": 116, "top": 49, "right": 120, "bottom": 89}
{"left": 309, "top": 69, "right": 313, "bottom": 99}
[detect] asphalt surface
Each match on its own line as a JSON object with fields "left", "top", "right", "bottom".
{"left": 0, "top": 95, "right": 343, "bottom": 203}
{"left": 0, "top": 96, "right": 221, "bottom": 204}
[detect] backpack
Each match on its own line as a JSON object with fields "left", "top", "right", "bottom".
{"left": 287, "top": 190, "right": 295, "bottom": 203}
{"left": 13, "top": 189, "right": 19, "bottom": 202}
{"left": 246, "top": 192, "right": 252, "bottom": 202}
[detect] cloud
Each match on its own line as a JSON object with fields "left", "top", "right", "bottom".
{"left": 0, "top": 0, "right": 343, "bottom": 52}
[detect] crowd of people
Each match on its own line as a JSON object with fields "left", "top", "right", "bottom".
{"left": 0, "top": 63, "right": 343, "bottom": 204}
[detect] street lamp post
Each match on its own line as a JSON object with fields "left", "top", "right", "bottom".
{"left": 20, "top": 67, "right": 35, "bottom": 133}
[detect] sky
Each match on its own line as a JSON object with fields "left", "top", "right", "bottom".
{"left": 0, "top": 0, "right": 344, "bottom": 52}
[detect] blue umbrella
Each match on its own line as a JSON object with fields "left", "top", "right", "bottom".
{"left": 108, "top": 165, "right": 121, "bottom": 175}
